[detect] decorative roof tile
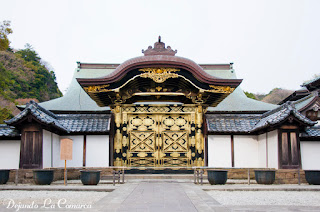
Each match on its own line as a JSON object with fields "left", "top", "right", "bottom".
{"left": 206, "top": 114, "right": 260, "bottom": 133}
{"left": 57, "top": 114, "right": 110, "bottom": 133}
{"left": 0, "top": 124, "right": 20, "bottom": 137}
{"left": 207, "top": 102, "right": 316, "bottom": 133}
{"left": 251, "top": 102, "right": 316, "bottom": 132}
{"left": 6, "top": 101, "right": 110, "bottom": 134}
{"left": 5, "top": 101, "right": 67, "bottom": 132}
{"left": 301, "top": 127, "right": 320, "bottom": 138}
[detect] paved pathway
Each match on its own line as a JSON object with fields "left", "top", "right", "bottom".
{"left": 93, "top": 181, "right": 229, "bottom": 212}
{"left": 93, "top": 180, "right": 320, "bottom": 212}
{"left": 1, "top": 180, "right": 320, "bottom": 211}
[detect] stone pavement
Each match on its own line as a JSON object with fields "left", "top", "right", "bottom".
{"left": 92, "top": 180, "right": 320, "bottom": 212}
{"left": 93, "top": 180, "right": 229, "bottom": 212}
{"left": 1, "top": 179, "right": 320, "bottom": 211}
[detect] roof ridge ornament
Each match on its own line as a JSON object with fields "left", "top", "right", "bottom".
{"left": 142, "top": 36, "right": 177, "bottom": 56}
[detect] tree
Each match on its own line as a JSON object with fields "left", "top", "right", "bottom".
{"left": 15, "top": 44, "right": 41, "bottom": 63}
{"left": 0, "top": 106, "right": 13, "bottom": 124}
{"left": 0, "top": 20, "right": 13, "bottom": 51}
{"left": 244, "top": 91, "right": 257, "bottom": 100}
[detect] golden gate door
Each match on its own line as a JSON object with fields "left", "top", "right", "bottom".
{"left": 113, "top": 105, "right": 204, "bottom": 167}
{"left": 128, "top": 115, "right": 157, "bottom": 166}
{"left": 160, "top": 115, "right": 190, "bottom": 167}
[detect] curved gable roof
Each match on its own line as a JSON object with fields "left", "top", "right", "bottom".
{"left": 78, "top": 55, "right": 242, "bottom": 87}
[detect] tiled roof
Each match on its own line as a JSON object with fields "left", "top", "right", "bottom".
{"left": 3, "top": 100, "right": 314, "bottom": 136}
{"left": 0, "top": 124, "right": 20, "bottom": 137}
{"left": 302, "top": 76, "right": 320, "bottom": 87}
{"left": 206, "top": 114, "right": 260, "bottom": 133}
{"left": 5, "top": 101, "right": 110, "bottom": 134}
{"left": 6, "top": 101, "right": 68, "bottom": 132}
{"left": 292, "top": 94, "right": 317, "bottom": 111}
{"left": 57, "top": 114, "right": 110, "bottom": 133}
{"left": 207, "top": 102, "right": 316, "bottom": 133}
{"left": 251, "top": 102, "right": 315, "bottom": 132}
{"left": 301, "top": 127, "right": 320, "bottom": 138}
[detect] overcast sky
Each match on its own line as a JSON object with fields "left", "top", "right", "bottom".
{"left": 1, "top": 0, "right": 320, "bottom": 94}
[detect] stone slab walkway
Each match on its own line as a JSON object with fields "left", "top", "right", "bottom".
{"left": 1, "top": 180, "right": 320, "bottom": 211}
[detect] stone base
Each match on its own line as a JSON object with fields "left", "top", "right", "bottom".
{"left": 7, "top": 167, "right": 307, "bottom": 184}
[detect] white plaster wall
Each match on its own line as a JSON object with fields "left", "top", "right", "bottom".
{"left": 258, "top": 133, "right": 267, "bottom": 168}
{"left": 53, "top": 136, "right": 84, "bottom": 168}
{"left": 42, "top": 130, "right": 52, "bottom": 168}
{"left": 0, "top": 140, "right": 21, "bottom": 169}
{"left": 234, "top": 135, "right": 259, "bottom": 168}
{"left": 267, "top": 130, "right": 278, "bottom": 169}
{"left": 86, "top": 135, "right": 109, "bottom": 167}
{"left": 301, "top": 141, "right": 320, "bottom": 170}
{"left": 52, "top": 133, "right": 61, "bottom": 167}
{"left": 208, "top": 135, "right": 231, "bottom": 167}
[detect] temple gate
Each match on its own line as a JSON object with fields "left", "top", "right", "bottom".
{"left": 77, "top": 37, "right": 241, "bottom": 168}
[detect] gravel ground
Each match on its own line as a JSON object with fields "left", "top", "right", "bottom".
{"left": 207, "top": 190, "right": 320, "bottom": 206}
{"left": 0, "top": 190, "right": 108, "bottom": 210}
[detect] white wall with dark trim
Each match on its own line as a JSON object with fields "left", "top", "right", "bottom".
{"left": 0, "top": 140, "right": 20, "bottom": 169}
{"left": 266, "top": 130, "right": 278, "bottom": 169}
{"left": 208, "top": 135, "right": 231, "bottom": 167}
{"left": 301, "top": 141, "right": 320, "bottom": 170}
{"left": 86, "top": 135, "right": 109, "bottom": 167}
{"left": 234, "top": 135, "right": 259, "bottom": 168}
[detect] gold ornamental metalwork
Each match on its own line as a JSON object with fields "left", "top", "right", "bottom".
{"left": 112, "top": 105, "right": 205, "bottom": 168}
{"left": 83, "top": 84, "right": 111, "bottom": 93}
{"left": 208, "top": 85, "right": 235, "bottom": 93}
{"left": 139, "top": 68, "right": 180, "bottom": 83}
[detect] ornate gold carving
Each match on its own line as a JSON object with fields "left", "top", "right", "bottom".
{"left": 139, "top": 68, "right": 180, "bottom": 83}
{"left": 122, "top": 105, "right": 195, "bottom": 113}
{"left": 137, "top": 152, "right": 148, "bottom": 158}
{"left": 162, "top": 131, "right": 188, "bottom": 152}
{"left": 83, "top": 84, "right": 111, "bottom": 93}
{"left": 208, "top": 85, "right": 235, "bottom": 93}
{"left": 130, "top": 131, "right": 155, "bottom": 152}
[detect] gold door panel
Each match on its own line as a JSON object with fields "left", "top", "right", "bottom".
{"left": 162, "top": 131, "right": 188, "bottom": 152}
{"left": 130, "top": 131, "right": 156, "bottom": 152}
{"left": 161, "top": 131, "right": 189, "bottom": 167}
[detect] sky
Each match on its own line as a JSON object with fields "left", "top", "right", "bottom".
{"left": 1, "top": 0, "right": 320, "bottom": 94}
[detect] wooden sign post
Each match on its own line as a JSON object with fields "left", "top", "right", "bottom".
{"left": 60, "top": 138, "right": 73, "bottom": 186}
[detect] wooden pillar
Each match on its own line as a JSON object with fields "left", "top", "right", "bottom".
{"left": 83, "top": 135, "right": 87, "bottom": 167}
{"left": 231, "top": 135, "right": 234, "bottom": 167}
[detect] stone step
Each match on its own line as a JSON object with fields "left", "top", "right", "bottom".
{"left": 122, "top": 174, "right": 258, "bottom": 184}
{"left": 124, "top": 174, "right": 195, "bottom": 179}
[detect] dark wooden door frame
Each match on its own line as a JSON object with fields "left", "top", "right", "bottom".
{"left": 20, "top": 123, "right": 43, "bottom": 169}
{"left": 278, "top": 128, "right": 301, "bottom": 169}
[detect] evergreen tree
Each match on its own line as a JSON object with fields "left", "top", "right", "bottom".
{"left": 0, "top": 20, "right": 12, "bottom": 51}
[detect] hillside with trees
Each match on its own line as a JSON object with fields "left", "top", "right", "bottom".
{"left": 0, "top": 20, "right": 62, "bottom": 123}
{"left": 245, "top": 88, "right": 294, "bottom": 105}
